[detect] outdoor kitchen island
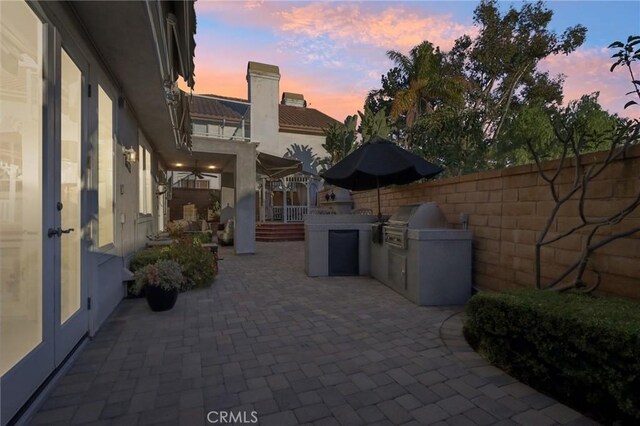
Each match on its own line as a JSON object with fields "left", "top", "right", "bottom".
{"left": 304, "top": 214, "right": 378, "bottom": 277}
{"left": 373, "top": 203, "right": 473, "bottom": 305}
{"left": 305, "top": 203, "right": 473, "bottom": 306}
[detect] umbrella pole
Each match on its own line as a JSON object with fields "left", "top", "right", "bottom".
{"left": 377, "top": 178, "right": 382, "bottom": 222}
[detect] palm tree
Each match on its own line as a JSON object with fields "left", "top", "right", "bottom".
{"left": 387, "top": 41, "right": 465, "bottom": 126}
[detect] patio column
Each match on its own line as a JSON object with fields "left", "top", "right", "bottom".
{"left": 260, "top": 177, "right": 266, "bottom": 222}
{"left": 305, "top": 179, "right": 310, "bottom": 213}
{"left": 282, "top": 177, "right": 288, "bottom": 223}
{"left": 234, "top": 147, "right": 257, "bottom": 254}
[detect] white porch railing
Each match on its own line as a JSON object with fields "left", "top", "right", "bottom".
{"left": 271, "top": 206, "right": 307, "bottom": 222}
{"left": 286, "top": 206, "right": 307, "bottom": 222}
{"left": 272, "top": 206, "right": 282, "bottom": 221}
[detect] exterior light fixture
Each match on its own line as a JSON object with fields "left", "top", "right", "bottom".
{"left": 175, "top": 163, "right": 183, "bottom": 167}
{"left": 122, "top": 146, "right": 137, "bottom": 172}
{"left": 156, "top": 183, "right": 167, "bottom": 196}
{"left": 208, "top": 165, "right": 216, "bottom": 169}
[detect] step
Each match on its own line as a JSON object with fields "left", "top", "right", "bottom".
{"left": 255, "top": 222, "right": 305, "bottom": 242}
{"left": 255, "top": 230, "right": 305, "bottom": 236}
{"left": 256, "top": 224, "right": 304, "bottom": 229}
{"left": 256, "top": 236, "right": 305, "bottom": 242}
{"left": 256, "top": 233, "right": 305, "bottom": 239}
{"left": 256, "top": 229, "right": 304, "bottom": 233}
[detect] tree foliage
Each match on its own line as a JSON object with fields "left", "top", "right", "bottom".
{"left": 385, "top": 41, "right": 466, "bottom": 126}
{"left": 609, "top": 35, "right": 640, "bottom": 109}
{"left": 450, "top": 0, "right": 586, "bottom": 141}
{"left": 358, "top": 106, "right": 393, "bottom": 142}
{"left": 366, "top": 0, "right": 595, "bottom": 169}
{"left": 321, "top": 114, "right": 358, "bottom": 170}
{"left": 501, "top": 93, "right": 621, "bottom": 167}
{"left": 408, "top": 107, "right": 488, "bottom": 176}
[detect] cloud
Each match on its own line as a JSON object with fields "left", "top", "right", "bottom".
{"left": 540, "top": 48, "right": 639, "bottom": 118}
{"left": 277, "top": 2, "right": 474, "bottom": 51}
{"left": 243, "top": 1, "right": 264, "bottom": 10}
{"left": 273, "top": 2, "right": 476, "bottom": 70}
{"left": 197, "top": 1, "right": 475, "bottom": 67}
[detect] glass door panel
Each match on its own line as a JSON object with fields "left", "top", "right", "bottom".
{"left": 0, "top": 0, "right": 44, "bottom": 377}
{"left": 60, "top": 49, "right": 81, "bottom": 324}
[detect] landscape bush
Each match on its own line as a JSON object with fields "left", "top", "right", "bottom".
{"left": 190, "top": 231, "right": 212, "bottom": 245}
{"left": 128, "top": 246, "right": 170, "bottom": 273}
{"left": 465, "top": 289, "right": 640, "bottom": 424}
{"left": 128, "top": 237, "right": 216, "bottom": 291}
{"left": 167, "top": 237, "right": 216, "bottom": 289}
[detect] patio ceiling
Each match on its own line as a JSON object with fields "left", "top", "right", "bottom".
{"left": 165, "top": 152, "right": 235, "bottom": 173}
{"left": 69, "top": 0, "right": 194, "bottom": 163}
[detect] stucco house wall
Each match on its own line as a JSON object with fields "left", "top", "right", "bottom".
{"left": 279, "top": 131, "right": 327, "bottom": 166}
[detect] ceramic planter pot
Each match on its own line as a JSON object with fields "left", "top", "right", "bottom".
{"left": 145, "top": 286, "right": 178, "bottom": 311}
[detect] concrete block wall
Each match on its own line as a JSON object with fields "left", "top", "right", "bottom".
{"left": 348, "top": 144, "right": 640, "bottom": 299}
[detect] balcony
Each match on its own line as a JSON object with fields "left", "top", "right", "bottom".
{"left": 191, "top": 94, "right": 251, "bottom": 143}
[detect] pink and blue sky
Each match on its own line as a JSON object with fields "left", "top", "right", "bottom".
{"left": 192, "top": 1, "right": 640, "bottom": 121}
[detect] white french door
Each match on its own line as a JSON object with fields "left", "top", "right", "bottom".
{"left": 53, "top": 39, "right": 89, "bottom": 365}
{"left": 0, "top": 2, "right": 89, "bottom": 423}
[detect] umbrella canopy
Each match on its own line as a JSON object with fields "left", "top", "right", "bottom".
{"left": 256, "top": 151, "right": 302, "bottom": 179}
{"left": 321, "top": 136, "right": 443, "bottom": 219}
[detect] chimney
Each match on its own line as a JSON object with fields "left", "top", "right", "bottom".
{"left": 247, "top": 61, "right": 280, "bottom": 154}
{"left": 281, "top": 92, "right": 306, "bottom": 108}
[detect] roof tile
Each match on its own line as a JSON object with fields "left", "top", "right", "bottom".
{"left": 278, "top": 104, "right": 339, "bottom": 132}
{"left": 190, "top": 94, "right": 339, "bottom": 132}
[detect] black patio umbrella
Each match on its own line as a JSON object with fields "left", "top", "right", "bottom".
{"left": 321, "top": 136, "right": 443, "bottom": 220}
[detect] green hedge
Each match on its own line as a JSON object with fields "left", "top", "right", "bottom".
{"left": 465, "top": 289, "right": 640, "bottom": 424}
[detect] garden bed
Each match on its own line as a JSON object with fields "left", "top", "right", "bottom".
{"left": 465, "top": 289, "right": 640, "bottom": 425}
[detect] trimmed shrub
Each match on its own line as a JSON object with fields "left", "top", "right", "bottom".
{"left": 129, "top": 246, "right": 170, "bottom": 273}
{"left": 465, "top": 289, "right": 640, "bottom": 424}
{"left": 167, "top": 237, "right": 216, "bottom": 289}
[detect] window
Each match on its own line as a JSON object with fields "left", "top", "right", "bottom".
{"left": 145, "top": 149, "right": 152, "bottom": 214}
{"left": 192, "top": 121, "right": 207, "bottom": 135}
{"left": 0, "top": 0, "right": 44, "bottom": 375}
{"left": 138, "top": 138, "right": 153, "bottom": 215}
{"left": 196, "top": 180, "right": 210, "bottom": 189}
{"left": 98, "top": 85, "right": 114, "bottom": 247}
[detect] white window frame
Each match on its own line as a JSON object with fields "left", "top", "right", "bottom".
{"left": 97, "top": 84, "right": 114, "bottom": 249}
{"left": 138, "top": 131, "right": 153, "bottom": 216}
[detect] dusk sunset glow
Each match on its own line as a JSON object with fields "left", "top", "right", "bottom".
{"left": 191, "top": 0, "right": 640, "bottom": 121}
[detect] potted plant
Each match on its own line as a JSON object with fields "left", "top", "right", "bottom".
{"left": 131, "top": 259, "right": 184, "bottom": 311}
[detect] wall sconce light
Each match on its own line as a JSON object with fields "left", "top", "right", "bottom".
{"left": 122, "top": 146, "right": 137, "bottom": 172}
{"left": 156, "top": 183, "right": 167, "bottom": 196}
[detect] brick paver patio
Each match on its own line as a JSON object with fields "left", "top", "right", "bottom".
{"left": 30, "top": 242, "right": 595, "bottom": 425}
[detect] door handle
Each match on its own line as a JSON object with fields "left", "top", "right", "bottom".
{"left": 47, "top": 227, "right": 74, "bottom": 238}
{"left": 48, "top": 228, "right": 62, "bottom": 238}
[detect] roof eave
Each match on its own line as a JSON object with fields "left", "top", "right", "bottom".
{"left": 279, "top": 126, "right": 327, "bottom": 136}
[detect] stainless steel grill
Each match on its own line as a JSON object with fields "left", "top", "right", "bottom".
{"left": 383, "top": 203, "right": 447, "bottom": 249}
{"left": 371, "top": 201, "right": 472, "bottom": 306}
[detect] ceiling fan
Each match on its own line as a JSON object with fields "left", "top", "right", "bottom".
{"left": 174, "top": 160, "right": 218, "bottom": 184}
